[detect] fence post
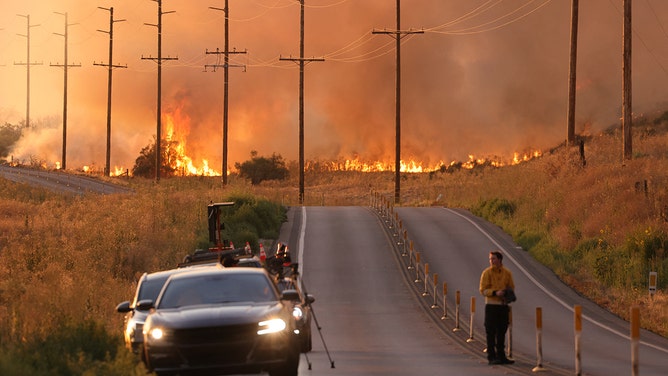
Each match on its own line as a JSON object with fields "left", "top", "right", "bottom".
{"left": 422, "top": 263, "right": 430, "bottom": 296}
{"left": 453, "top": 290, "right": 461, "bottom": 331}
{"left": 431, "top": 273, "right": 439, "bottom": 308}
{"left": 467, "top": 296, "right": 476, "bottom": 342}
{"left": 407, "top": 241, "right": 415, "bottom": 270}
{"left": 441, "top": 282, "right": 448, "bottom": 319}
{"left": 631, "top": 306, "right": 640, "bottom": 376}
{"left": 533, "top": 307, "right": 546, "bottom": 372}
{"left": 574, "top": 305, "right": 582, "bottom": 376}
{"left": 401, "top": 230, "right": 408, "bottom": 256}
{"left": 414, "top": 252, "right": 421, "bottom": 282}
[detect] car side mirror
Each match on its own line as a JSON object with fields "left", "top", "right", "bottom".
{"left": 116, "top": 301, "right": 132, "bottom": 313}
{"left": 136, "top": 299, "right": 155, "bottom": 311}
{"left": 281, "top": 289, "right": 300, "bottom": 301}
{"left": 305, "top": 294, "right": 315, "bottom": 305}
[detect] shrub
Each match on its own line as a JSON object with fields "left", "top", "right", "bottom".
{"left": 472, "top": 198, "right": 516, "bottom": 220}
{"left": 235, "top": 151, "right": 289, "bottom": 185}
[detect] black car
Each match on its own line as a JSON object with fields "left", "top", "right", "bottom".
{"left": 140, "top": 265, "right": 301, "bottom": 376}
{"left": 116, "top": 268, "right": 195, "bottom": 355}
{"left": 276, "top": 276, "right": 315, "bottom": 353}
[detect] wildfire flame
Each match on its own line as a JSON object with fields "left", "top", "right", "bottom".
{"left": 163, "top": 104, "right": 221, "bottom": 177}
{"left": 306, "top": 149, "right": 542, "bottom": 173}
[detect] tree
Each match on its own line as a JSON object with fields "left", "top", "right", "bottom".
{"left": 235, "top": 151, "right": 289, "bottom": 185}
{"left": 0, "top": 123, "right": 23, "bottom": 159}
{"left": 131, "top": 138, "right": 179, "bottom": 178}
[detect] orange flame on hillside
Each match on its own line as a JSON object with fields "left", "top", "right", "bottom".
{"left": 163, "top": 104, "right": 221, "bottom": 177}
{"left": 307, "top": 149, "right": 542, "bottom": 173}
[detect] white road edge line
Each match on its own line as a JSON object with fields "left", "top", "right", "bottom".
{"left": 298, "top": 206, "right": 307, "bottom": 279}
{"left": 443, "top": 207, "right": 668, "bottom": 354}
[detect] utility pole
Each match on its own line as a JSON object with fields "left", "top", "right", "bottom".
{"left": 372, "top": 0, "right": 423, "bottom": 205}
{"left": 143, "top": 0, "right": 178, "bottom": 182}
{"left": 51, "top": 12, "right": 81, "bottom": 171}
{"left": 15, "top": 14, "right": 42, "bottom": 128}
{"left": 280, "top": 0, "right": 324, "bottom": 205}
{"left": 95, "top": 7, "right": 127, "bottom": 177}
{"left": 566, "top": 0, "right": 579, "bottom": 146}
{"left": 622, "top": 0, "right": 632, "bottom": 161}
{"left": 207, "top": 1, "right": 246, "bottom": 185}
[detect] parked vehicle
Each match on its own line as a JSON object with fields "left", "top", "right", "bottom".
{"left": 140, "top": 265, "right": 301, "bottom": 376}
{"left": 276, "top": 275, "right": 315, "bottom": 352}
{"left": 116, "top": 268, "right": 192, "bottom": 356}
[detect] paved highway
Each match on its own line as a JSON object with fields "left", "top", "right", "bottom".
{"left": 0, "top": 165, "right": 132, "bottom": 195}
{"left": 282, "top": 206, "right": 537, "bottom": 376}
{"left": 281, "top": 206, "right": 668, "bottom": 376}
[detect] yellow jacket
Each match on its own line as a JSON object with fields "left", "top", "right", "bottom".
{"left": 479, "top": 265, "right": 515, "bottom": 304}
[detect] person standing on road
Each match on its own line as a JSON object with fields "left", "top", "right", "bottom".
{"left": 479, "top": 250, "right": 515, "bottom": 365}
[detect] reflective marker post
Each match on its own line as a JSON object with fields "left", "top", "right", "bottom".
{"left": 649, "top": 271, "right": 657, "bottom": 299}
{"left": 441, "top": 282, "right": 448, "bottom": 320}
{"left": 631, "top": 306, "right": 639, "bottom": 376}
{"left": 422, "top": 263, "right": 430, "bottom": 296}
{"left": 431, "top": 273, "right": 439, "bottom": 308}
{"left": 467, "top": 296, "right": 475, "bottom": 343}
{"left": 574, "top": 305, "right": 582, "bottom": 376}
{"left": 453, "top": 290, "right": 461, "bottom": 332}
{"left": 533, "top": 307, "right": 546, "bottom": 372}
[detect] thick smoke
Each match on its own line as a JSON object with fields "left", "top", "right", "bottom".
{"left": 1, "top": 0, "right": 667, "bottom": 171}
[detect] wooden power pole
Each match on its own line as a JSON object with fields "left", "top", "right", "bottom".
{"left": 51, "top": 12, "right": 81, "bottom": 171}
{"left": 15, "top": 15, "right": 42, "bottom": 129}
{"left": 566, "top": 0, "right": 579, "bottom": 146}
{"left": 373, "top": 0, "right": 423, "bottom": 205}
{"left": 207, "top": 1, "right": 246, "bottom": 185}
{"left": 95, "top": 7, "right": 127, "bottom": 177}
{"left": 143, "top": 0, "right": 178, "bottom": 182}
{"left": 280, "top": 0, "right": 324, "bottom": 205}
{"left": 622, "top": 0, "right": 632, "bottom": 161}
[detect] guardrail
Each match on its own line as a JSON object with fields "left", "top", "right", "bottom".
{"left": 371, "top": 190, "right": 645, "bottom": 375}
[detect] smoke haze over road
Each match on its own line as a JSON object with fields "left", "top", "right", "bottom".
{"left": 1, "top": 0, "right": 668, "bottom": 172}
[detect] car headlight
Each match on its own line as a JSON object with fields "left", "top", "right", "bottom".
{"left": 257, "top": 318, "right": 287, "bottom": 335}
{"left": 148, "top": 327, "right": 165, "bottom": 340}
{"left": 292, "top": 306, "right": 304, "bottom": 320}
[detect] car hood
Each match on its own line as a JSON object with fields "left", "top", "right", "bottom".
{"left": 148, "top": 302, "right": 286, "bottom": 329}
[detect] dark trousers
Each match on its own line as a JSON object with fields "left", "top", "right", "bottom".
{"left": 484, "top": 304, "right": 509, "bottom": 361}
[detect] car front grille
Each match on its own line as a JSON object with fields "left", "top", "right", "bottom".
{"left": 173, "top": 323, "right": 257, "bottom": 345}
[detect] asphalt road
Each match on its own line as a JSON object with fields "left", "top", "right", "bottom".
{"left": 282, "top": 206, "right": 536, "bottom": 376}
{"left": 0, "top": 165, "right": 132, "bottom": 195}
{"left": 280, "top": 206, "right": 668, "bottom": 376}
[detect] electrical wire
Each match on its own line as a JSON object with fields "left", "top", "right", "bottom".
{"left": 427, "top": 0, "right": 553, "bottom": 36}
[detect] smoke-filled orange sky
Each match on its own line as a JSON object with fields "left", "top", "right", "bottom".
{"left": 1, "top": 0, "right": 668, "bottom": 172}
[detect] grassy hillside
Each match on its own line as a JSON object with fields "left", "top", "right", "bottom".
{"left": 0, "top": 116, "right": 666, "bottom": 374}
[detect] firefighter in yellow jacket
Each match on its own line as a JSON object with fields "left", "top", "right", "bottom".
{"left": 479, "top": 250, "right": 515, "bottom": 365}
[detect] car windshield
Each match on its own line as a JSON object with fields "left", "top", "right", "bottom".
{"left": 136, "top": 275, "right": 171, "bottom": 302}
{"left": 158, "top": 273, "right": 279, "bottom": 309}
